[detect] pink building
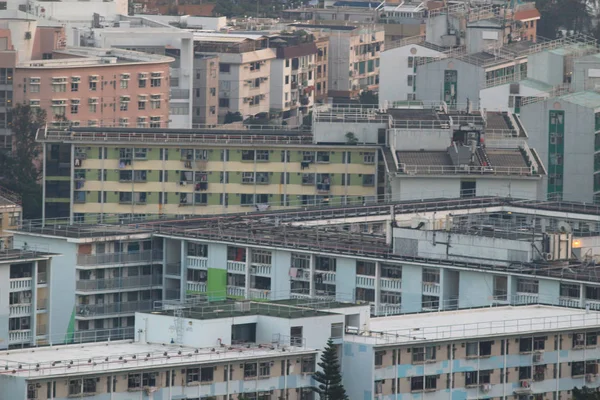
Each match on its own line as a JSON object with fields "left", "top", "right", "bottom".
{"left": 0, "top": 10, "right": 173, "bottom": 149}
{"left": 15, "top": 47, "right": 173, "bottom": 128}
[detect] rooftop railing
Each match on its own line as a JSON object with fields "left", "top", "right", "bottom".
{"left": 38, "top": 127, "right": 314, "bottom": 146}
{"left": 398, "top": 164, "right": 535, "bottom": 176}
{"left": 347, "top": 308, "right": 600, "bottom": 345}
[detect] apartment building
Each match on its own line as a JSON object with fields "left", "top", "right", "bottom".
{"left": 314, "top": 35, "right": 330, "bottom": 102}
{"left": 291, "top": 24, "right": 384, "bottom": 99}
{"left": 38, "top": 126, "right": 379, "bottom": 221}
{"left": 15, "top": 47, "right": 172, "bottom": 128}
{"left": 193, "top": 54, "right": 219, "bottom": 126}
{"left": 415, "top": 35, "right": 597, "bottom": 112}
{"left": 0, "top": 188, "right": 21, "bottom": 250}
{"left": 13, "top": 196, "right": 600, "bottom": 333}
{"left": 520, "top": 90, "right": 600, "bottom": 203}
{"left": 194, "top": 33, "right": 276, "bottom": 122}
{"left": 85, "top": 14, "right": 196, "bottom": 128}
{"left": 344, "top": 305, "right": 600, "bottom": 400}
{"left": 0, "top": 248, "right": 54, "bottom": 350}
{"left": 269, "top": 33, "right": 319, "bottom": 124}
{"left": 0, "top": 11, "right": 67, "bottom": 148}
{"left": 0, "top": 338, "right": 318, "bottom": 400}
{"left": 312, "top": 103, "right": 545, "bottom": 201}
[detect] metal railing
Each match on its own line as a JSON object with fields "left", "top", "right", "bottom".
{"left": 76, "top": 250, "right": 162, "bottom": 266}
{"left": 38, "top": 127, "right": 314, "bottom": 146}
{"left": 398, "top": 163, "right": 534, "bottom": 176}
{"left": 390, "top": 120, "right": 451, "bottom": 130}
{"left": 76, "top": 300, "right": 154, "bottom": 317}
{"left": 0, "top": 184, "right": 21, "bottom": 206}
{"left": 75, "top": 275, "right": 163, "bottom": 291}
{"left": 347, "top": 309, "right": 600, "bottom": 345}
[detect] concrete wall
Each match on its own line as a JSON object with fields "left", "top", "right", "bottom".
{"left": 379, "top": 44, "right": 445, "bottom": 107}
{"left": 416, "top": 58, "right": 484, "bottom": 106}
{"left": 390, "top": 177, "right": 461, "bottom": 201}
{"left": 573, "top": 58, "right": 600, "bottom": 92}
{"left": 12, "top": 234, "right": 77, "bottom": 343}
{"left": 521, "top": 99, "right": 596, "bottom": 202}
{"left": 399, "top": 264, "right": 422, "bottom": 313}
{"left": 342, "top": 341, "right": 375, "bottom": 400}
{"left": 457, "top": 270, "right": 495, "bottom": 308}
{"left": 479, "top": 81, "right": 551, "bottom": 112}
{"left": 313, "top": 121, "right": 386, "bottom": 144}
{"left": 528, "top": 50, "right": 564, "bottom": 86}
{"left": 389, "top": 128, "right": 452, "bottom": 151}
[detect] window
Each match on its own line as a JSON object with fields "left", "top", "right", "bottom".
{"left": 560, "top": 283, "right": 580, "bottom": 298}
{"left": 142, "top": 372, "right": 156, "bottom": 387}
{"left": 517, "top": 278, "right": 539, "bottom": 293}
{"left": 70, "top": 99, "right": 79, "bottom": 114}
{"left": 244, "top": 363, "right": 257, "bottom": 378}
{"left": 89, "top": 76, "right": 98, "bottom": 91}
{"left": 407, "top": 75, "right": 414, "bottom": 86}
{"left": 356, "top": 261, "right": 376, "bottom": 276}
{"left": 219, "top": 63, "right": 230, "bottom": 73}
{"left": 200, "top": 366, "right": 214, "bottom": 382}
{"left": 534, "top": 336, "right": 546, "bottom": 350}
{"left": 219, "top": 98, "right": 229, "bottom": 107}
{"left": 186, "top": 368, "right": 199, "bottom": 383}
{"left": 259, "top": 362, "right": 270, "bottom": 377}
{"left": 588, "top": 332, "right": 598, "bottom": 346}
{"left": 71, "top": 79, "right": 79, "bottom": 92}
{"left": 316, "top": 151, "right": 330, "bottom": 163}
{"left": 363, "top": 152, "right": 375, "bottom": 164}
{"left": 422, "top": 268, "right": 440, "bottom": 284}
{"left": 256, "top": 150, "right": 269, "bottom": 161}
{"left": 362, "top": 174, "right": 375, "bottom": 186}
{"left": 467, "top": 341, "right": 493, "bottom": 357}
{"left": 572, "top": 361, "right": 585, "bottom": 377}
{"left": 519, "top": 337, "right": 533, "bottom": 353}
{"left": 150, "top": 95, "right": 161, "bottom": 109}
{"left": 120, "top": 73, "right": 130, "bottom": 89}
{"left": 519, "top": 366, "right": 532, "bottom": 380}
{"left": 128, "top": 373, "right": 141, "bottom": 389}
{"left": 375, "top": 350, "right": 385, "bottom": 367}
{"left": 301, "top": 356, "right": 315, "bottom": 373}
{"left": 465, "top": 371, "right": 478, "bottom": 386}
{"left": 120, "top": 96, "right": 130, "bottom": 111}
{"left": 412, "top": 346, "right": 435, "bottom": 363}
{"left": 150, "top": 72, "right": 162, "bottom": 87}
{"left": 138, "top": 73, "right": 147, "bottom": 88}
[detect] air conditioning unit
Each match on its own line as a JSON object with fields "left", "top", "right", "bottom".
{"left": 480, "top": 383, "right": 491, "bottom": 392}
{"left": 533, "top": 352, "right": 543, "bottom": 363}
{"left": 586, "top": 374, "right": 597, "bottom": 383}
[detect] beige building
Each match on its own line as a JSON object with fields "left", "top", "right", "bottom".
{"left": 291, "top": 23, "right": 384, "bottom": 99}
{"left": 192, "top": 53, "right": 219, "bottom": 126}
{"left": 314, "top": 35, "right": 330, "bottom": 102}
{"left": 194, "top": 33, "right": 276, "bottom": 122}
{"left": 0, "top": 187, "right": 21, "bottom": 250}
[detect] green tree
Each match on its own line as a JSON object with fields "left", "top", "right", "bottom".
{"left": 573, "top": 386, "right": 600, "bottom": 400}
{"left": 223, "top": 111, "right": 243, "bottom": 124}
{"left": 359, "top": 90, "right": 378, "bottom": 105}
{"left": 0, "top": 104, "right": 45, "bottom": 219}
{"left": 312, "top": 338, "right": 348, "bottom": 400}
{"left": 535, "top": 0, "right": 592, "bottom": 38}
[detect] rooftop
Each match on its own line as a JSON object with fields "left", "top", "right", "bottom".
{"left": 347, "top": 305, "right": 599, "bottom": 345}
{"left": 0, "top": 340, "right": 315, "bottom": 379}
{"left": 557, "top": 90, "right": 600, "bottom": 110}
{"left": 17, "top": 47, "right": 174, "bottom": 68}
{"left": 150, "top": 299, "right": 361, "bottom": 320}
{"left": 0, "top": 248, "right": 53, "bottom": 263}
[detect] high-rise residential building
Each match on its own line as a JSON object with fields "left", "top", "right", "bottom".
{"left": 290, "top": 24, "right": 384, "bottom": 99}
{"left": 38, "top": 125, "right": 380, "bottom": 221}
{"left": 194, "top": 33, "right": 277, "bottom": 122}
{"left": 192, "top": 54, "right": 219, "bottom": 126}
{"left": 0, "top": 11, "right": 174, "bottom": 144}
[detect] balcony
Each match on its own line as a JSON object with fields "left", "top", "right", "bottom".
{"left": 10, "top": 277, "right": 32, "bottom": 291}
{"left": 315, "top": 271, "right": 335, "bottom": 284}
{"left": 9, "top": 330, "right": 32, "bottom": 343}
{"left": 248, "top": 288, "right": 271, "bottom": 300}
{"left": 227, "top": 260, "right": 246, "bottom": 274}
{"left": 187, "top": 281, "right": 207, "bottom": 293}
{"left": 37, "top": 272, "right": 48, "bottom": 285}
{"left": 251, "top": 264, "right": 271, "bottom": 276}
{"left": 422, "top": 282, "right": 440, "bottom": 295}
{"left": 587, "top": 299, "right": 600, "bottom": 310}
{"left": 75, "top": 275, "right": 163, "bottom": 292}
{"left": 377, "top": 303, "right": 402, "bottom": 316}
{"left": 292, "top": 269, "right": 311, "bottom": 281}
{"left": 515, "top": 293, "right": 539, "bottom": 305}
{"left": 356, "top": 275, "right": 375, "bottom": 288}
{"left": 227, "top": 286, "right": 245, "bottom": 298}
{"left": 559, "top": 297, "right": 580, "bottom": 308}
{"left": 187, "top": 256, "right": 208, "bottom": 270}
{"left": 9, "top": 304, "right": 32, "bottom": 317}
{"left": 76, "top": 250, "right": 163, "bottom": 267}
{"left": 381, "top": 278, "right": 402, "bottom": 291}
{"left": 76, "top": 300, "right": 154, "bottom": 318}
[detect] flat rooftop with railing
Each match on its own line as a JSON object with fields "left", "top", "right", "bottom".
{"left": 0, "top": 248, "right": 54, "bottom": 263}
{"left": 150, "top": 298, "right": 363, "bottom": 320}
{"left": 38, "top": 126, "right": 314, "bottom": 146}
{"left": 0, "top": 339, "right": 315, "bottom": 379}
{"left": 347, "top": 305, "right": 599, "bottom": 345}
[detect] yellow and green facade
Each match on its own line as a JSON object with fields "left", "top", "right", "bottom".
{"left": 42, "top": 133, "right": 380, "bottom": 222}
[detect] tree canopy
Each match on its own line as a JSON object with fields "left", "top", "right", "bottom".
{"left": 573, "top": 386, "right": 600, "bottom": 400}
{"left": 312, "top": 338, "right": 349, "bottom": 400}
{"left": 0, "top": 104, "right": 45, "bottom": 219}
